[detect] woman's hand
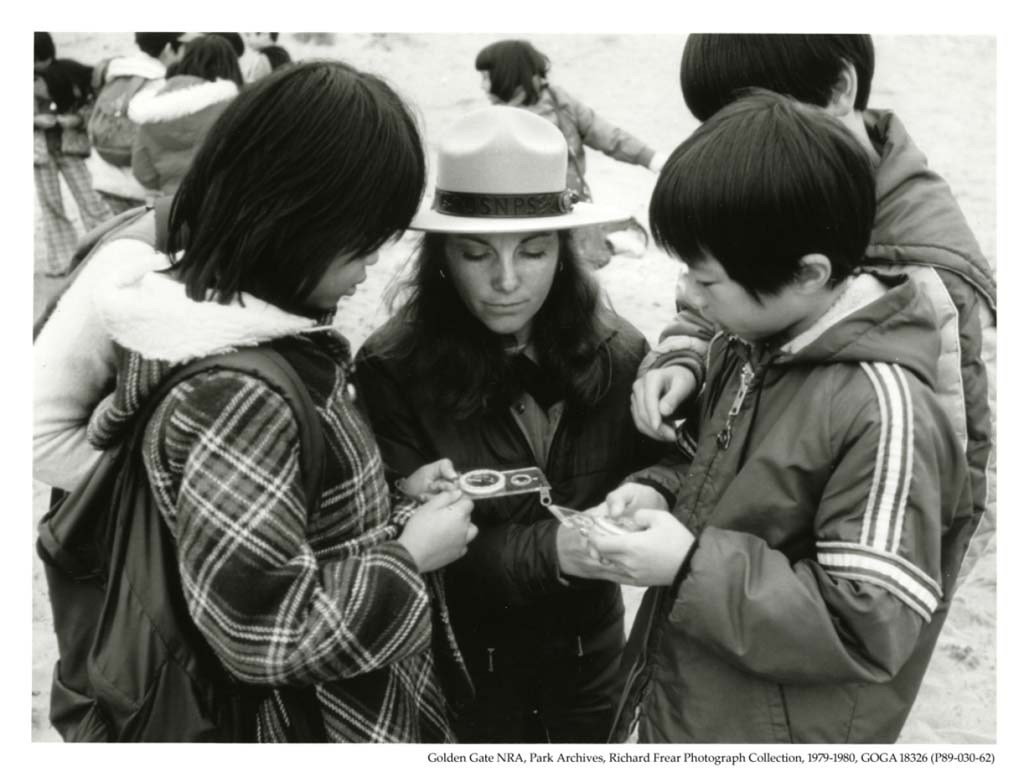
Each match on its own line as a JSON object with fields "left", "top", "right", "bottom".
{"left": 56, "top": 113, "right": 82, "bottom": 128}
{"left": 398, "top": 488, "right": 477, "bottom": 573}
{"left": 586, "top": 509, "right": 695, "bottom": 587}
{"left": 34, "top": 113, "right": 58, "bottom": 129}
{"left": 399, "top": 458, "right": 460, "bottom": 502}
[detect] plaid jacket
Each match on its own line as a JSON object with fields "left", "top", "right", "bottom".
{"left": 90, "top": 330, "right": 457, "bottom": 742}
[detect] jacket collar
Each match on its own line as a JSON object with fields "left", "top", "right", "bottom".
{"left": 779, "top": 273, "right": 889, "bottom": 355}
{"left": 772, "top": 271, "right": 941, "bottom": 388}
{"left": 93, "top": 239, "right": 321, "bottom": 365}
{"left": 128, "top": 76, "right": 239, "bottom": 123}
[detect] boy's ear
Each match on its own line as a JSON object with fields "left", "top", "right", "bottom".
{"left": 794, "top": 254, "right": 834, "bottom": 292}
{"left": 826, "top": 60, "right": 858, "bottom": 119}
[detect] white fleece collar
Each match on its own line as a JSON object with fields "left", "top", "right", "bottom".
{"left": 128, "top": 78, "right": 238, "bottom": 123}
{"left": 779, "top": 273, "right": 889, "bottom": 355}
{"left": 91, "top": 240, "right": 319, "bottom": 364}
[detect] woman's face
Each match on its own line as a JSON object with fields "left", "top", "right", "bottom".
{"left": 443, "top": 231, "right": 559, "bottom": 346}
{"left": 303, "top": 249, "right": 379, "bottom": 311}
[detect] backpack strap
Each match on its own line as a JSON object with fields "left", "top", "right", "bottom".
{"left": 144, "top": 347, "right": 326, "bottom": 515}
{"left": 152, "top": 195, "right": 173, "bottom": 250}
{"left": 134, "top": 346, "right": 328, "bottom": 739}
{"left": 91, "top": 59, "right": 110, "bottom": 93}
{"left": 33, "top": 205, "right": 153, "bottom": 342}
{"left": 542, "top": 85, "right": 590, "bottom": 201}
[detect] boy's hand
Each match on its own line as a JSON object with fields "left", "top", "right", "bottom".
{"left": 399, "top": 458, "right": 460, "bottom": 502}
{"left": 56, "top": 113, "right": 81, "bottom": 128}
{"left": 631, "top": 364, "right": 697, "bottom": 442}
{"left": 600, "top": 483, "right": 667, "bottom": 518}
{"left": 34, "top": 114, "right": 57, "bottom": 129}
{"left": 586, "top": 509, "right": 695, "bottom": 587}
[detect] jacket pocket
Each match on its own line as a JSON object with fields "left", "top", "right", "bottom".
{"left": 49, "top": 660, "right": 112, "bottom": 741}
{"left": 780, "top": 682, "right": 859, "bottom": 743}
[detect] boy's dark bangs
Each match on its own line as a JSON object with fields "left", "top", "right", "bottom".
{"left": 651, "top": 126, "right": 781, "bottom": 271}
{"left": 651, "top": 96, "right": 875, "bottom": 294}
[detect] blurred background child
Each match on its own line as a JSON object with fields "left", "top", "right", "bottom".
{"left": 129, "top": 35, "right": 242, "bottom": 196}
{"left": 475, "top": 39, "right": 666, "bottom": 266}
{"left": 33, "top": 32, "right": 112, "bottom": 276}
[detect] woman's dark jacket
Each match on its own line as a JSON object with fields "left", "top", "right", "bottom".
{"left": 354, "top": 317, "right": 664, "bottom": 728}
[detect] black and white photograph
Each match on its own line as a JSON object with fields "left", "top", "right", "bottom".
{"left": 17, "top": 2, "right": 1016, "bottom": 769}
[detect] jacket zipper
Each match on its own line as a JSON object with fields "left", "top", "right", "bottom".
{"left": 607, "top": 587, "right": 661, "bottom": 741}
{"left": 716, "top": 362, "right": 755, "bottom": 450}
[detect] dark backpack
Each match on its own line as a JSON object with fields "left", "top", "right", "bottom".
{"left": 87, "top": 60, "right": 150, "bottom": 167}
{"left": 33, "top": 196, "right": 173, "bottom": 341}
{"left": 37, "top": 347, "right": 327, "bottom": 741}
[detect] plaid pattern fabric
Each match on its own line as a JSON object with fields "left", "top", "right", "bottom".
{"left": 89, "top": 332, "right": 455, "bottom": 742}
{"left": 34, "top": 154, "right": 112, "bottom": 274}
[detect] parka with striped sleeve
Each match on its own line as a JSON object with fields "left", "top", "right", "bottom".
{"left": 613, "top": 271, "right": 971, "bottom": 744}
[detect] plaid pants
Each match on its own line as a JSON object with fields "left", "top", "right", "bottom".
{"left": 35, "top": 153, "right": 112, "bottom": 275}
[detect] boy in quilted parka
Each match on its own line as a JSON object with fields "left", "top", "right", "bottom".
{"left": 578, "top": 90, "right": 971, "bottom": 743}
{"left": 632, "top": 35, "right": 995, "bottom": 590}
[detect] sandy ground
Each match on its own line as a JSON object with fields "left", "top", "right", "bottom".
{"left": 31, "top": 33, "right": 996, "bottom": 743}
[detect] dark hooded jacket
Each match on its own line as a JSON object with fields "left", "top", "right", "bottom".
{"left": 862, "top": 110, "right": 995, "bottom": 585}
{"left": 617, "top": 273, "right": 972, "bottom": 743}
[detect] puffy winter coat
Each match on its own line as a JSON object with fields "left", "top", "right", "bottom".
{"left": 355, "top": 318, "right": 665, "bottom": 741}
{"left": 128, "top": 75, "right": 238, "bottom": 195}
{"left": 863, "top": 109, "right": 995, "bottom": 586}
{"left": 85, "top": 54, "right": 166, "bottom": 201}
{"left": 618, "top": 273, "right": 971, "bottom": 744}
{"left": 73, "top": 240, "right": 460, "bottom": 742}
{"left": 642, "top": 109, "right": 996, "bottom": 589}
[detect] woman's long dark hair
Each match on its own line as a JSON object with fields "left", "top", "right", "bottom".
{"left": 166, "top": 60, "right": 425, "bottom": 315}
{"left": 372, "top": 230, "right": 622, "bottom": 419}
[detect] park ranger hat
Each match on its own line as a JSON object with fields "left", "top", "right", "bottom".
{"left": 410, "top": 105, "right": 627, "bottom": 233}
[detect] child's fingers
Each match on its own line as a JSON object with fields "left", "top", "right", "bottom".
{"left": 641, "top": 375, "right": 666, "bottom": 432}
{"left": 436, "top": 457, "right": 458, "bottom": 481}
{"left": 658, "top": 373, "right": 689, "bottom": 416}
{"left": 588, "top": 531, "right": 631, "bottom": 557}
{"left": 421, "top": 487, "right": 465, "bottom": 509}
{"left": 630, "top": 508, "right": 672, "bottom": 530}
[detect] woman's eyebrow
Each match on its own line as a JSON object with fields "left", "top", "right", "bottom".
{"left": 455, "top": 236, "right": 492, "bottom": 247}
{"left": 521, "top": 232, "right": 555, "bottom": 244}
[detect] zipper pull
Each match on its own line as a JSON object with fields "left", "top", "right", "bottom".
{"left": 487, "top": 647, "right": 495, "bottom": 673}
{"left": 576, "top": 635, "right": 584, "bottom": 657}
{"left": 717, "top": 363, "right": 755, "bottom": 450}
